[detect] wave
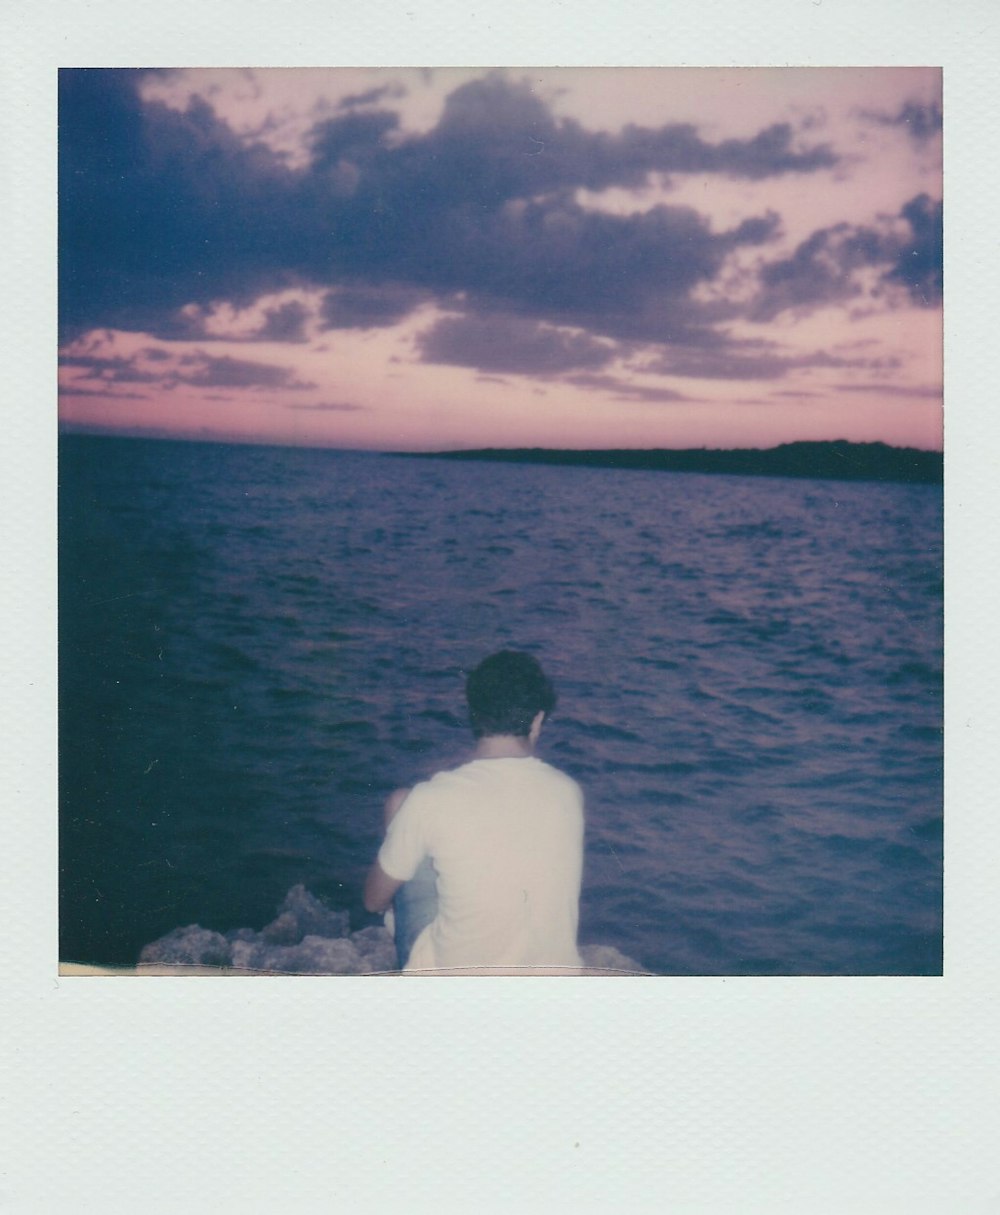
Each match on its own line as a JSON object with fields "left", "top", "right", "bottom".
{"left": 60, "top": 438, "right": 942, "bottom": 975}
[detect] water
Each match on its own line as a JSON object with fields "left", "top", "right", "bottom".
{"left": 59, "top": 434, "right": 943, "bottom": 974}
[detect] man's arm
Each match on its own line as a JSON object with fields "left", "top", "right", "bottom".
{"left": 383, "top": 786, "right": 411, "bottom": 829}
{"left": 363, "top": 860, "right": 403, "bottom": 914}
{"left": 362, "top": 788, "right": 412, "bottom": 913}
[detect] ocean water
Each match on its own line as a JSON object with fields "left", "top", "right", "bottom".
{"left": 59, "top": 434, "right": 943, "bottom": 974}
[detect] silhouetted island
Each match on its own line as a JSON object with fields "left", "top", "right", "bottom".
{"left": 398, "top": 440, "right": 941, "bottom": 485}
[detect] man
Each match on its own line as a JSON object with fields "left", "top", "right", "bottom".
{"left": 364, "top": 651, "right": 585, "bottom": 975}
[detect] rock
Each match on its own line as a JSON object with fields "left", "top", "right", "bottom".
{"left": 136, "top": 887, "right": 649, "bottom": 975}
{"left": 579, "top": 943, "right": 650, "bottom": 974}
{"left": 138, "top": 925, "right": 233, "bottom": 968}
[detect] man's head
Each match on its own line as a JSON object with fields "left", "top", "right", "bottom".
{"left": 466, "top": 651, "right": 557, "bottom": 740}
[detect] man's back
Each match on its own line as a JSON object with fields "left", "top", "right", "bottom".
{"left": 378, "top": 755, "right": 584, "bottom": 973}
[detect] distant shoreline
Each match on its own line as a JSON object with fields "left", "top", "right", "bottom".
{"left": 58, "top": 432, "right": 942, "bottom": 485}
{"left": 396, "top": 440, "right": 942, "bottom": 485}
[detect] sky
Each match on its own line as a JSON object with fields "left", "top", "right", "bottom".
{"left": 58, "top": 66, "right": 942, "bottom": 452}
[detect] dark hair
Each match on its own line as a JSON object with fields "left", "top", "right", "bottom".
{"left": 465, "top": 651, "right": 557, "bottom": 739}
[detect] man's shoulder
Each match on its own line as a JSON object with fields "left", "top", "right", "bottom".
{"left": 410, "top": 756, "right": 582, "bottom": 806}
{"left": 499, "top": 757, "right": 585, "bottom": 811}
{"left": 534, "top": 758, "right": 583, "bottom": 806}
{"left": 417, "top": 756, "right": 577, "bottom": 786}
{"left": 530, "top": 758, "right": 583, "bottom": 795}
{"left": 403, "top": 763, "right": 469, "bottom": 804}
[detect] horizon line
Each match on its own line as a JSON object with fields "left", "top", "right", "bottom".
{"left": 57, "top": 424, "right": 945, "bottom": 457}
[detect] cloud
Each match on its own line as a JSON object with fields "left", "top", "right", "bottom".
{"left": 59, "top": 384, "right": 148, "bottom": 400}
{"left": 833, "top": 382, "right": 942, "bottom": 399}
{"left": 392, "top": 194, "right": 780, "bottom": 356}
{"left": 320, "top": 284, "right": 428, "bottom": 330}
{"left": 860, "top": 99, "right": 942, "bottom": 143}
{"left": 58, "top": 69, "right": 940, "bottom": 397}
{"left": 257, "top": 300, "right": 311, "bottom": 342}
{"left": 337, "top": 83, "right": 407, "bottom": 110}
{"left": 155, "top": 293, "right": 319, "bottom": 343}
{"left": 562, "top": 372, "right": 690, "bottom": 403}
{"left": 59, "top": 352, "right": 164, "bottom": 384}
{"left": 58, "top": 69, "right": 824, "bottom": 350}
{"left": 414, "top": 74, "right": 836, "bottom": 199}
{"left": 885, "top": 194, "right": 942, "bottom": 305}
{"left": 748, "top": 194, "right": 942, "bottom": 320}
{"left": 174, "top": 353, "right": 316, "bottom": 389}
{"left": 644, "top": 338, "right": 902, "bottom": 383}
{"left": 59, "top": 70, "right": 305, "bottom": 340}
{"left": 60, "top": 346, "right": 315, "bottom": 391}
{"left": 417, "top": 313, "right": 618, "bottom": 375}
{"left": 285, "top": 400, "right": 366, "bottom": 411}
{"left": 749, "top": 226, "right": 868, "bottom": 321}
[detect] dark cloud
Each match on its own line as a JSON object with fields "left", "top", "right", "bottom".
{"left": 174, "top": 353, "right": 316, "bottom": 389}
{"left": 168, "top": 299, "right": 315, "bottom": 343}
{"left": 413, "top": 75, "right": 836, "bottom": 200}
{"left": 749, "top": 194, "right": 942, "bottom": 320}
{"left": 726, "top": 212, "right": 783, "bottom": 246}
{"left": 644, "top": 338, "right": 901, "bottom": 382}
{"left": 418, "top": 314, "right": 617, "bottom": 375}
{"left": 562, "top": 373, "right": 690, "bottom": 402}
{"left": 257, "top": 300, "right": 311, "bottom": 342}
{"left": 861, "top": 99, "right": 942, "bottom": 143}
{"left": 308, "top": 108, "right": 400, "bottom": 172}
{"left": 59, "top": 353, "right": 164, "bottom": 383}
{"left": 60, "top": 348, "right": 315, "bottom": 391}
{"left": 750, "top": 226, "right": 864, "bottom": 321}
{"left": 320, "top": 284, "right": 428, "bottom": 330}
{"left": 59, "top": 384, "right": 148, "bottom": 400}
{"left": 396, "top": 195, "right": 779, "bottom": 353}
{"left": 659, "top": 348, "right": 807, "bottom": 381}
{"left": 337, "top": 84, "right": 407, "bottom": 110}
{"left": 58, "top": 70, "right": 940, "bottom": 391}
{"left": 833, "top": 382, "right": 941, "bottom": 398}
{"left": 58, "top": 69, "right": 823, "bottom": 350}
{"left": 149, "top": 308, "right": 215, "bottom": 342}
{"left": 59, "top": 70, "right": 305, "bottom": 340}
{"left": 885, "top": 194, "right": 942, "bottom": 305}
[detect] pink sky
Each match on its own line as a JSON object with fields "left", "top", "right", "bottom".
{"left": 59, "top": 67, "right": 942, "bottom": 451}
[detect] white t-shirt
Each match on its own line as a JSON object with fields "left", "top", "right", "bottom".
{"left": 378, "top": 756, "right": 585, "bottom": 974}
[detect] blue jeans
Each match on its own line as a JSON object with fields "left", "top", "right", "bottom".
{"left": 392, "top": 857, "right": 438, "bottom": 968}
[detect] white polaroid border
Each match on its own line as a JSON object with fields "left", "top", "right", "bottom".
{"left": 3, "top": 2, "right": 996, "bottom": 1210}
